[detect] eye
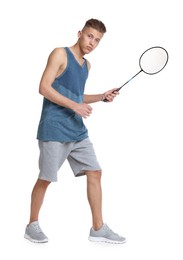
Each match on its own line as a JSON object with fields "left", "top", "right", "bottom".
{"left": 88, "top": 34, "right": 93, "bottom": 39}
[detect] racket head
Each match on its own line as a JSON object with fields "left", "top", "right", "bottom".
{"left": 139, "top": 46, "right": 169, "bottom": 75}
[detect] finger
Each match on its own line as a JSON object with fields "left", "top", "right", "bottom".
{"left": 87, "top": 105, "right": 93, "bottom": 111}
{"left": 113, "top": 91, "right": 119, "bottom": 95}
{"left": 106, "top": 96, "right": 113, "bottom": 102}
{"left": 112, "top": 88, "right": 120, "bottom": 92}
{"left": 108, "top": 93, "right": 117, "bottom": 101}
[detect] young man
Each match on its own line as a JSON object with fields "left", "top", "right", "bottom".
{"left": 24, "top": 18, "right": 126, "bottom": 244}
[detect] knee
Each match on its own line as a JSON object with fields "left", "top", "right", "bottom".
{"left": 37, "top": 178, "right": 51, "bottom": 188}
{"left": 86, "top": 170, "right": 102, "bottom": 183}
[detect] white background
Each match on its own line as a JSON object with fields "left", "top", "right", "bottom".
{"left": 0, "top": 0, "right": 183, "bottom": 259}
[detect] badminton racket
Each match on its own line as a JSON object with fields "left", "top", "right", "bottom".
{"left": 103, "top": 46, "right": 169, "bottom": 102}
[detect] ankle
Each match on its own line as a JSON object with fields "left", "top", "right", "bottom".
{"left": 92, "top": 222, "right": 104, "bottom": 231}
{"left": 29, "top": 219, "right": 38, "bottom": 225}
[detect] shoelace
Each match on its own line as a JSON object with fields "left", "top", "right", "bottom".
{"left": 103, "top": 224, "right": 119, "bottom": 237}
{"left": 33, "top": 224, "right": 42, "bottom": 233}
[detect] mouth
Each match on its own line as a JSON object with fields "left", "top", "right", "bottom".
{"left": 86, "top": 46, "right": 93, "bottom": 52}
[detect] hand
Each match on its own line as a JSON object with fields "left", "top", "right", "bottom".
{"left": 73, "top": 103, "right": 93, "bottom": 119}
{"left": 102, "top": 88, "right": 119, "bottom": 102}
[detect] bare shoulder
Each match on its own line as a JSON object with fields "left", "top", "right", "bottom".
{"left": 53, "top": 47, "right": 66, "bottom": 55}
{"left": 48, "top": 47, "right": 66, "bottom": 61}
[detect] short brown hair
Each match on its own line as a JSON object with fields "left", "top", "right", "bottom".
{"left": 83, "top": 18, "right": 106, "bottom": 33}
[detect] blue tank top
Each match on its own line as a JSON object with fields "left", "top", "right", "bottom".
{"left": 37, "top": 47, "right": 89, "bottom": 142}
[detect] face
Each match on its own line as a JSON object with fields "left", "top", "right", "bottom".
{"left": 78, "top": 27, "right": 104, "bottom": 54}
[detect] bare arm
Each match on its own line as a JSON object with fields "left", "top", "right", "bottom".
{"left": 84, "top": 61, "right": 119, "bottom": 103}
{"left": 39, "top": 48, "right": 92, "bottom": 118}
{"left": 84, "top": 88, "right": 119, "bottom": 104}
{"left": 84, "top": 94, "right": 104, "bottom": 103}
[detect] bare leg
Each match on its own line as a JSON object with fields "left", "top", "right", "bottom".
{"left": 86, "top": 171, "right": 103, "bottom": 230}
{"left": 29, "top": 179, "right": 51, "bottom": 224}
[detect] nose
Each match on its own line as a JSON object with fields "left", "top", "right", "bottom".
{"left": 89, "top": 38, "right": 94, "bottom": 46}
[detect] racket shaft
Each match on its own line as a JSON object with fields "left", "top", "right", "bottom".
{"left": 117, "top": 70, "right": 142, "bottom": 91}
{"left": 103, "top": 70, "right": 142, "bottom": 102}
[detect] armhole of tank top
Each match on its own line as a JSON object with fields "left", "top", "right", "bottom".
{"left": 55, "top": 47, "right": 68, "bottom": 79}
{"left": 85, "top": 59, "right": 90, "bottom": 72}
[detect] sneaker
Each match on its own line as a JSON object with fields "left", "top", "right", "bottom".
{"left": 24, "top": 221, "right": 48, "bottom": 243}
{"left": 88, "top": 223, "right": 126, "bottom": 244}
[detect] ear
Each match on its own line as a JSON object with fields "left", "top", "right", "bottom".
{"left": 78, "top": 31, "right": 82, "bottom": 38}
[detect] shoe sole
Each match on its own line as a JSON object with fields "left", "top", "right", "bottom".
{"left": 88, "top": 236, "right": 126, "bottom": 244}
{"left": 24, "top": 234, "right": 48, "bottom": 243}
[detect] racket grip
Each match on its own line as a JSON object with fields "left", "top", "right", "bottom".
{"left": 102, "top": 88, "right": 120, "bottom": 102}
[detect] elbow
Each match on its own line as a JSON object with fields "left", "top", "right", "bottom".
{"left": 39, "top": 83, "right": 46, "bottom": 96}
{"left": 39, "top": 79, "right": 53, "bottom": 98}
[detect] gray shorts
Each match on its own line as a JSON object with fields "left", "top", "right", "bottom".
{"left": 38, "top": 138, "right": 101, "bottom": 182}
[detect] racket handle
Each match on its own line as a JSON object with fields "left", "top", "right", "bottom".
{"left": 102, "top": 88, "right": 121, "bottom": 102}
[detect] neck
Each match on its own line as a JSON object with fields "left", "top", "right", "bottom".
{"left": 69, "top": 44, "right": 85, "bottom": 66}
{"left": 70, "top": 43, "right": 84, "bottom": 58}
